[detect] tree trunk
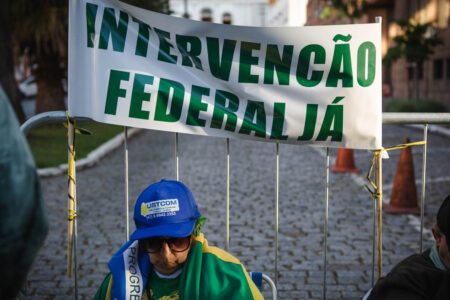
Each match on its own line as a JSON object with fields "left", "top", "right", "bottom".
{"left": 34, "top": 51, "right": 65, "bottom": 113}
{"left": 0, "top": 1, "right": 26, "bottom": 123}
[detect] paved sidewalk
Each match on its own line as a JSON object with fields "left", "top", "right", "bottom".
{"left": 25, "top": 125, "right": 450, "bottom": 299}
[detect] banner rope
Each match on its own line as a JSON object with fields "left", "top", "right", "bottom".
{"left": 65, "top": 112, "right": 90, "bottom": 277}
{"left": 66, "top": 111, "right": 77, "bottom": 277}
{"left": 365, "top": 140, "right": 426, "bottom": 279}
{"left": 365, "top": 140, "right": 426, "bottom": 196}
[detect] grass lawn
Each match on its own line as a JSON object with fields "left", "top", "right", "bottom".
{"left": 27, "top": 122, "right": 123, "bottom": 168}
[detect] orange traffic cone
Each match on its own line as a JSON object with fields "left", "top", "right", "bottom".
{"left": 385, "top": 138, "right": 420, "bottom": 215}
{"left": 332, "top": 148, "right": 359, "bottom": 173}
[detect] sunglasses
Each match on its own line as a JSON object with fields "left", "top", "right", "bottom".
{"left": 142, "top": 236, "right": 192, "bottom": 253}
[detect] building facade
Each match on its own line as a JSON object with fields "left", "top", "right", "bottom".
{"left": 170, "top": 0, "right": 309, "bottom": 27}
{"left": 307, "top": 0, "right": 450, "bottom": 108}
{"left": 266, "top": 0, "right": 308, "bottom": 26}
{"left": 169, "top": 0, "right": 268, "bottom": 26}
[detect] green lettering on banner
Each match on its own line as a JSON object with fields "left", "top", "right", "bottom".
{"left": 239, "top": 100, "right": 266, "bottom": 138}
{"left": 296, "top": 45, "right": 325, "bottom": 87}
{"left": 211, "top": 90, "right": 239, "bottom": 131}
{"left": 270, "top": 102, "right": 288, "bottom": 140}
{"left": 297, "top": 104, "right": 318, "bottom": 141}
{"left": 105, "top": 69, "right": 130, "bottom": 115}
{"left": 326, "top": 43, "right": 353, "bottom": 87}
{"left": 154, "top": 78, "right": 184, "bottom": 122}
{"left": 207, "top": 37, "right": 236, "bottom": 81}
{"left": 155, "top": 28, "right": 177, "bottom": 64}
{"left": 317, "top": 105, "right": 343, "bottom": 141}
{"left": 264, "top": 45, "right": 293, "bottom": 85}
{"left": 238, "top": 42, "right": 260, "bottom": 83}
{"left": 129, "top": 74, "right": 154, "bottom": 120}
{"left": 176, "top": 35, "right": 203, "bottom": 70}
{"left": 132, "top": 18, "right": 152, "bottom": 57}
{"left": 86, "top": 2, "right": 98, "bottom": 48}
{"left": 187, "top": 85, "right": 210, "bottom": 127}
{"left": 99, "top": 7, "right": 129, "bottom": 52}
{"left": 357, "top": 42, "right": 376, "bottom": 87}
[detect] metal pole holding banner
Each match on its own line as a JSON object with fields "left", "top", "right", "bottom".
{"left": 124, "top": 127, "right": 130, "bottom": 241}
{"left": 175, "top": 133, "right": 179, "bottom": 180}
{"left": 274, "top": 143, "right": 279, "bottom": 286}
{"left": 73, "top": 202, "right": 79, "bottom": 300}
{"left": 375, "top": 151, "right": 383, "bottom": 279}
{"left": 375, "top": 15, "right": 383, "bottom": 281}
{"left": 371, "top": 191, "right": 376, "bottom": 287}
{"left": 67, "top": 117, "right": 79, "bottom": 300}
{"left": 226, "top": 138, "right": 230, "bottom": 252}
{"left": 323, "top": 148, "right": 330, "bottom": 300}
{"left": 419, "top": 124, "right": 428, "bottom": 252}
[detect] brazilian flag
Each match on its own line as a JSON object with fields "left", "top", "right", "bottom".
{"left": 94, "top": 233, "right": 263, "bottom": 299}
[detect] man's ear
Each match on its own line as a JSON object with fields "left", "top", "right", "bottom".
{"left": 432, "top": 224, "right": 442, "bottom": 244}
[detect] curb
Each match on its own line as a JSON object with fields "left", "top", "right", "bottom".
{"left": 37, "top": 124, "right": 448, "bottom": 178}
{"left": 38, "top": 128, "right": 142, "bottom": 177}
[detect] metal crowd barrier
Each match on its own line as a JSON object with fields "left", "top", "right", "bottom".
{"left": 249, "top": 271, "right": 278, "bottom": 300}
{"left": 21, "top": 112, "right": 450, "bottom": 300}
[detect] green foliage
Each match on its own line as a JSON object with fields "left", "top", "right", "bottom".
{"left": 10, "top": 1, "right": 68, "bottom": 57}
{"left": 384, "top": 99, "right": 448, "bottom": 113}
{"left": 320, "top": 0, "right": 367, "bottom": 22}
{"left": 10, "top": 0, "right": 171, "bottom": 56}
{"left": 384, "top": 21, "right": 443, "bottom": 67}
{"left": 27, "top": 122, "right": 123, "bottom": 168}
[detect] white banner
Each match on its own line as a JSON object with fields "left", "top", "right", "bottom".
{"left": 69, "top": 0, "right": 382, "bottom": 149}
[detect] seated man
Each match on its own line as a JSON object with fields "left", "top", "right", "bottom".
{"left": 94, "top": 179, "right": 263, "bottom": 299}
{"left": 368, "top": 195, "right": 450, "bottom": 300}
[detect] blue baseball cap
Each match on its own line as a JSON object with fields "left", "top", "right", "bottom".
{"left": 130, "top": 180, "right": 201, "bottom": 240}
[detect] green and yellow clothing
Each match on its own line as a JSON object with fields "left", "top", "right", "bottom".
{"left": 95, "top": 270, "right": 182, "bottom": 300}
{"left": 94, "top": 233, "right": 263, "bottom": 299}
{"left": 147, "top": 269, "right": 181, "bottom": 300}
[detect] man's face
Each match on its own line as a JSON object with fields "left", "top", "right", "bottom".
{"left": 143, "top": 236, "right": 193, "bottom": 275}
{"left": 432, "top": 224, "right": 450, "bottom": 269}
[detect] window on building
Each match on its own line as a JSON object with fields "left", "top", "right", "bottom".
{"left": 222, "top": 12, "right": 232, "bottom": 24}
{"left": 437, "top": 0, "right": 449, "bottom": 28}
{"left": 201, "top": 8, "right": 213, "bottom": 22}
{"left": 434, "top": 59, "right": 444, "bottom": 79}
{"left": 409, "top": 0, "right": 418, "bottom": 17}
{"left": 446, "top": 58, "right": 450, "bottom": 79}
{"left": 418, "top": 63, "right": 423, "bottom": 79}
{"left": 407, "top": 62, "right": 423, "bottom": 80}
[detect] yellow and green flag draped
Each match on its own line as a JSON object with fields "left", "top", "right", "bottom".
{"left": 94, "top": 233, "right": 263, "bottom": 299}
{"left": 180, "top": 233, "right": 262, "bottom": 299}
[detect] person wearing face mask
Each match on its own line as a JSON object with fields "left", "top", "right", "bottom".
{"left": 94, "top": 179, "right": 263, "bottom": 300}
{"left": 367, "top": 195, "right": 450, "bottom": 300}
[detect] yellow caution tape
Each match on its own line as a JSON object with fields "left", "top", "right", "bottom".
{"left": 382, "top": 140, "right": 426, "bottom": 152}
{"left": 364, "top": 140, "right": 426, "bottom": 278}
{"left": 63, "top": 111, "right": 92, "bottom": 135}
{"left": 67, "top": 209, "right": 77, "bottom": 221}
{"left": 365, "top": 140, "right": 426, "bottom": 199}
{"left": 365, "top": 150, "right": 381, "bottom": 199}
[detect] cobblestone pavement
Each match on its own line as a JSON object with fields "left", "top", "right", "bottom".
{"left": 25, "top": 125, "right": 449, "bottom": 299}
